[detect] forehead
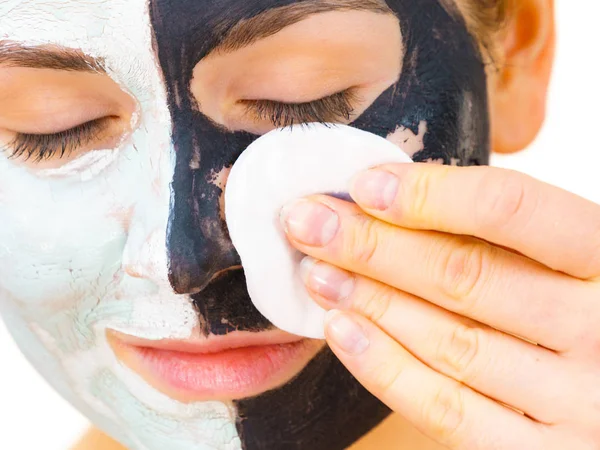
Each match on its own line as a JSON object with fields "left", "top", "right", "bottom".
{"left": 0, "top": 0, "right": 156, "bottom": 96}
{"left": 0, "top": 0, "right": 151, "bottom": 52}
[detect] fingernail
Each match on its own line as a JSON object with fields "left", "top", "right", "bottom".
{"left": 280, "top": 199, "right": 339, "bottom": 247}
{"left": 300, "top": 257, "right": 355, "bottom": 304}
{"left": 351, "top": 169, "right": 399, "bottom": 210}
{"left": 324, "top": 310, "right": 370, "bottom": 355}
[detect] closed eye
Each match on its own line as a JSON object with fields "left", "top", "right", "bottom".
{"left": 3, "top": 117, "right": 113, "bottom": 163}
{"left": 240, "top": 88, "right": 359, "bottom": 129}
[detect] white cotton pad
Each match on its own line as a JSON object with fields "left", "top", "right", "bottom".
{"left": 225, "top": 123, "right": 413, "bottom": 339}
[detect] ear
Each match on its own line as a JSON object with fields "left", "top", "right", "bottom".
{"left": 489, "top": 0, "right": 556, "bottom": 154}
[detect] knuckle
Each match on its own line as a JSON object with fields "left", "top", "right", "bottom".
{"left": 421, "top": 382, "right": 467, "bottom": 446}
{"left": 475, "top": 170, "right": 533, "bottom": 231}
{"left": 434, "top": 237, "right": 489, "bottom": 305}
{"left": 368, "top": 358, "right": 406, "bottom": 399}
{"left": 435, "top": 323, "right": 485, "bottom": 383}
{"left": 403, "top": 167, "right": 444, "bottom": 219}
{"left": 358, "top": 283, "right": 395, "bottom": 323}
{"left": 345, "top": 215, "right": 382, "bottom": 267}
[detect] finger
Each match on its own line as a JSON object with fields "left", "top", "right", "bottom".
{"left": 323, "top": 309, "right": 550, "bottom": 450}
{"left": 349, "top": 163, "right": 600, "bottom": 279}
{"left": 302, "top": 257, "right": 570, "bottom": 424}
{"left": 283, "top": 197, "right": 592, "bottom": 351}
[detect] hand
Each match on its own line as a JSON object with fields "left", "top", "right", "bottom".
{"left": 281, "top": 163, "right": 600, "bottom": 450}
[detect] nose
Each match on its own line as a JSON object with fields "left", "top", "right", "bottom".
{"left": 167, "top": 174, "right": 240, "bottom": 294}
{"left": 167, "top": 120, "right": 255, "bottom": 295}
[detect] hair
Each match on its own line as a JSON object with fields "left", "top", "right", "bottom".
{"left": 211, "top": 0, "right": 512, "bottom": 65}
{"left": 462, "top": 0, "right": 514, "bottom": 64}
{"left": 214, "top": 0, "right": 394, "bottom": 54}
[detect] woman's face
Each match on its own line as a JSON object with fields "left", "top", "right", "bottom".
{"left": 0, "top": 0, "right": 490, "bottom": 448}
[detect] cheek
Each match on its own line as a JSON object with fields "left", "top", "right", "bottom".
{"left": 0, "top": 148, "right": 144, "bottom": 318}
{"left": 386, "top": 121, "right": 428, "bottom": 157}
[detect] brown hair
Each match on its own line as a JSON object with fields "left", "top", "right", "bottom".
{"left": 214, "top": 0, "right": 512, "bottom": 58}
{"left": 462, "top": 0, "right": 513, "bottom": 63}
{"left": 215, "top": 0, "right": 393, "bottom": 54}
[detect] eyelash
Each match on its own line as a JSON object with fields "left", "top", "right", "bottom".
{"left": 2, "top": 90, "right": 357, "bottom": 163}
{"left": 4, "top": 118, "right": 109, "bottom": 163}
{"left": 242, "top": 89, "right": 359, "bottom": 128}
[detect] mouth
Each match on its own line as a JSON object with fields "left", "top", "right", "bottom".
{"left": 107, "top": 329, "right": 323, "bottom": 402}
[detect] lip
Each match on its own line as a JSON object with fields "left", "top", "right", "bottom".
{"left": 107, "top": 329, "right": 322, "bottom": 402}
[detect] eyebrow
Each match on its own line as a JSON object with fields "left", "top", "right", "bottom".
{"left": 212, "top": 0, "right": 394, "bottom": 55}
{"left": 0, "top": 1, "right": 393, "bottom": 72}
{"left": 0, "top": 41, "right": 106, "bottom": 73}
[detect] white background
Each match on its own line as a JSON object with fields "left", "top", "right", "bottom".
{"left": 0, "top": 3, "right": 598, "bottom": 449}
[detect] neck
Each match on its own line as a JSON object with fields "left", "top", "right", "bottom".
{"left": 74, "top": 414, "right": 445, "bottom": 450}
{"left": 350, "top": 413, "right": 444, "bottom": 450}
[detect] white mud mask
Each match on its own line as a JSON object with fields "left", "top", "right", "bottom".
{"left": 225, "top": 124, "right": 413, "bottom": 338}
{"left": 0, "top": 1, "right": 241, "bottom": 449}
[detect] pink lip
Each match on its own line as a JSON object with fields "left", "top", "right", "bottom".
{"left": 108, "top": 330, "right": 322, "bottom": 402}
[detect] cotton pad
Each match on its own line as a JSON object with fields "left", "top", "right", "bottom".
{"left": 225, "top": 123, "right": 413, "bottom": 339}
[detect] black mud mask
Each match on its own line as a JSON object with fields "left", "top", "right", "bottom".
{"left": 149, "top": 1, "right": 489, "bottom": 448}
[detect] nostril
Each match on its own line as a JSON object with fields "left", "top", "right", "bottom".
{"left": 190, "top": 266, "right": 273, "bottom": 335}
{"left": 199, "top": 265, "right": 243, "bottom": 294}
{"left": 166, "top": 208, "right": 242, "bottom": 294}
{"left": 124, "top": 263, "right": 144, "bottom": 279}
{"left": 168, "top": 261, "right": 243, "bottom": 296}
{"left": 167, "top": 152, "right": 245, "bottom": 295}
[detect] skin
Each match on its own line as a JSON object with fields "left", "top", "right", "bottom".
{"left": 191, "top": 10, "right": 403, "bottom": 135}
{"left": 149, "top": 0, "right": 490, "bottom": 447}
{"left": 284, "top": 2, "right": 600, "bottom": 449}
{"left": 283, "top": 154, "right": 600, "bottom": 449}
{"left": 80, "top": 0, "right": 557, "bottom": 448}
{"left": 0, "top": 0, "right": 556, "bottom": 448}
